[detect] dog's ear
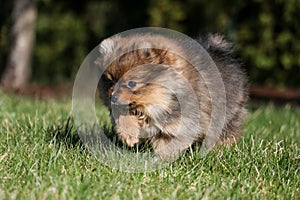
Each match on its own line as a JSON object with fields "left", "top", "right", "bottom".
{"left": 99, "top": 38, "right": 115, "bottom": 55}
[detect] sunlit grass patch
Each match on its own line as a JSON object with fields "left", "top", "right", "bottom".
{"left": 0, "top": 93, "right": 299, "bottom": 199}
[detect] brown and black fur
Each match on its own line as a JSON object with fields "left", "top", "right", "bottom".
{"left": 96, "top": 33, "right": 248, "bottom": 160}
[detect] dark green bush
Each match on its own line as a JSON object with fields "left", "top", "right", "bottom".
{"left": 0, "top": 0, "right": 299, "bottom": 86}
{"left": 233, "top": 0, "right": 300, "bottom": 86}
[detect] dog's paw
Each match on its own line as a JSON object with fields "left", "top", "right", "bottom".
{"left": 115, "top": 115, "right": 141, "bottom": 147}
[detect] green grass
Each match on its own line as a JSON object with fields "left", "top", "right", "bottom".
{"left": 0, "top": 91, "right": 299, "bottom": 199}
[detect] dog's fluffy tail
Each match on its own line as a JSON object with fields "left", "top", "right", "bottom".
{"left": 198, "top": 33, "right": 238, "bottom": 65}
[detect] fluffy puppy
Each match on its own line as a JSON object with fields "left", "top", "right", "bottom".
{"left": 97, "top": 33, "right": 248, "bottom": 159}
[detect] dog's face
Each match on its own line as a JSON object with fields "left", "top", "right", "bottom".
{"left": 110, "top": 64, "right": 182, "bottom": 146}
{"left": 97, "top": 35, "right": 185, "bottom": 109}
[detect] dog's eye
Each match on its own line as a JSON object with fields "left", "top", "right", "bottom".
{"left": 127, "top": 80, "right": 137, "bottom": 88}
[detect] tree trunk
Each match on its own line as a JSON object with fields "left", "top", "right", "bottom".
{"left": 1, "top": 0, "right": 36, "bottom": 90}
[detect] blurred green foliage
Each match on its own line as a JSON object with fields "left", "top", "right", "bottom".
{"left": 0, "top": 0, "right": 299, "bottom": 86}
{"left": 233, "top": 0, "right": 300, "bottom": 86}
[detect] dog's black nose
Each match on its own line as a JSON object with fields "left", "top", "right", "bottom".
{"left": 111, "top": 94, "right": 118, "bottom": 103}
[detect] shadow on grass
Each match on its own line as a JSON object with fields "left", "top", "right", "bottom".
{"left": 46, "top": 117, "right": 140, "bottom": 149}
{"left": 46, "top": 117, "right": 156, "bottom": 156}
{"left": 46, "top": 117, "right": 113, "bottom": 149}
{"left": 47, "top": 117, "right": 82, "bottom": 148}
{"left": 46, "top": 116, "right": 211, "bottom": 155}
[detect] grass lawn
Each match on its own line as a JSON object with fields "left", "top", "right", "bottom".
{"left": 0, "top": 91, "right": 299, "bottom": 199}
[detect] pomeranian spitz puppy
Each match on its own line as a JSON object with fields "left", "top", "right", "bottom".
{"left": 97, "top": 33, "right": 248, "bottom": 160}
